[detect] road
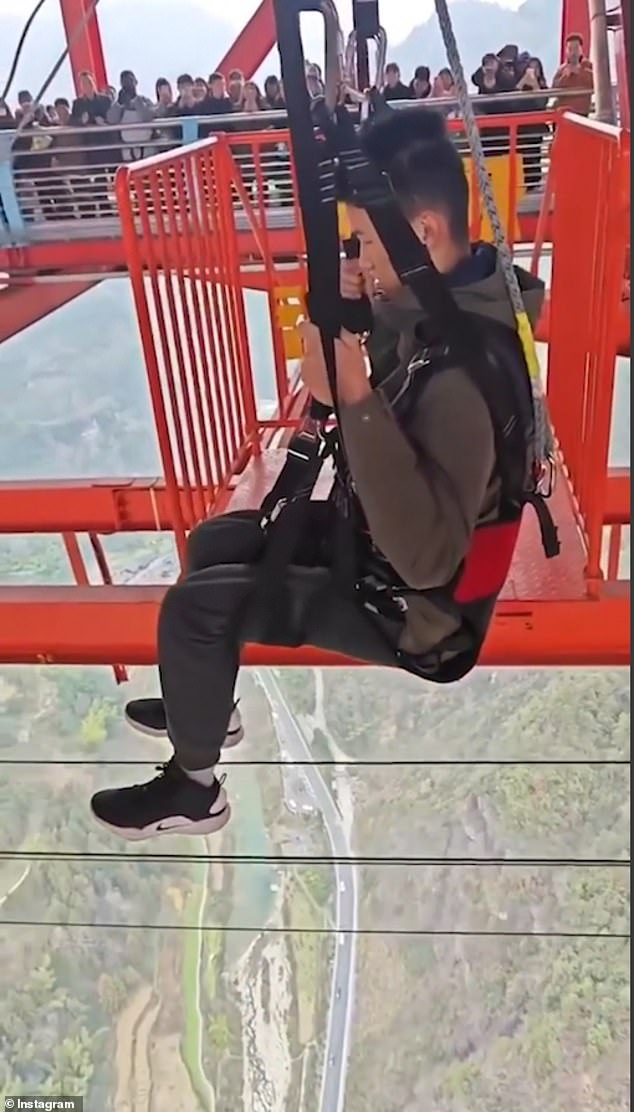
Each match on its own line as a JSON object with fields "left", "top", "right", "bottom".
{"left": 257, "top": 669, "right": 358, "bottom": 1112}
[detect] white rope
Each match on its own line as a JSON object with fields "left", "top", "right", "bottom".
{"left": 433, "top": 0, "right": 554, "bottom": 468}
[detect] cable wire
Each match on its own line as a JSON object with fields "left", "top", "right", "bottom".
{"left": 1, "top": 0, "right": 49, "bottom": 104}
{"left": 0, "top": 919, "right": 628, "bottom": 939}
{"left": 0, "top": 758, "right": 628, "bottom": 767}
{"left": 0, "top": 852, "right": 628, "bottom": 866}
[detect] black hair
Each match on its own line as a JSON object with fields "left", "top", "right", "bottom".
{"left": 413, "top": 65, "right": 430, "bottom": 82}
{"left": 177, "top": 73, "right": 194, "bottom": 87}
{"left": 566, "top": 32, "right": 584, "bottom": 46}
{"left": 208, "top": 72, "right": 224, "bottom": 84}
{"left": 155, "top": 77, "right": 171, "bottom": 98}
{"left": 54, "top": 96, "right": 70, "bottom": 109}
{"left": 385, "top": 62, "right": 400, "bottom": 74}
{"left": 360, "top": 108, "right": 469, "bottom": 243}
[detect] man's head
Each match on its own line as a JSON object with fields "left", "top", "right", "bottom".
{"left": 264, "top": 75, "right": 281, "bottom": 101}
{"left": 228, "top": 68, "right": 244, "bottom": 102}
{"left": 412, "top": 65, "right": 431, "bottom": 97}
{"left": 78, "top": 71, "right": 96, "bottom": 98}
{"left": 344, "top": 109, "right": 470, "bottom": 293}
{"left": 566, "top": 33, "right": 584, "bottom": 66}
{"left": 54, "top": 96, "right": 71, "bottom": 125}
{"left": 208, "top": 72, "right": 226, "bottom": 99}
{"left": 384, "top": 62, "right": 401, "bottom": 88}
{"left": 17, "top": 89, "right": 33, "bottom": 108}
{"left": 177, "top": 73, "right": 195, "bottom": 105}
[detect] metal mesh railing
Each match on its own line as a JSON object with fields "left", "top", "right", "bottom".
{"left": 1, "top": 103, "right": 566, "bottom": 247}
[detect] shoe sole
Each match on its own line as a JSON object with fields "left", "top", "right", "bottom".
{"left": 91, "top": 793, "right": 232, "bottom": 842}
{"left": 124, "top": 712, "right": 244, "bottom": 751}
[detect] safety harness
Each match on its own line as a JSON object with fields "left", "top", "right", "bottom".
{"left": 264, "top": 0, "right": 560, "bottom": 681}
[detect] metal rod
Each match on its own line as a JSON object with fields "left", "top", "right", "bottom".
{"left": 589, "top": 0, "right": 617, "bottom": 122}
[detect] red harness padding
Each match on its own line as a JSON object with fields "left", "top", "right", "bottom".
{"left": 453, "top": 516, "right": 522, "bottom": 605}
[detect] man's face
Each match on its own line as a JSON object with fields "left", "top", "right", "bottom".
{"left": 79, "top": 74, "right": 95, "bottom": 97}
{"left": 386, "top": 68, "right": 399, "bottom": 88}
{"left": 567, "top": 38, "right": 582, "bottom": 66}
{"left": 228, "top": 74, "right": 243, "bottom": 99}
{"left": 347, "top": 206, "right": 401, "bottom": 299}
{"left": 56, "top": 102, "right": 70, "bottom": 125}
{"left": 121, "top": 73, "right": 136, "bottom": 94}
{"left": 158, "top": 83, "right": 172, "bottom": 105}
{"left": 178, "top": 81, "right": 194, "bottom": 105}
{"left": 210, "top": 78, "right": 225, "bottom": 99}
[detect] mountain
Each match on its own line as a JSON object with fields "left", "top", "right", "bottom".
{"left": 394, "top": 0, "right": 562, "bottom": 86}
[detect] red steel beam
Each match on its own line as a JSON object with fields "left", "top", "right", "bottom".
{"left": 0, "top": 281, "right": 98, "bottom": 344}
{"left": 59, "top": 0, "right": 108, "bottom": 94}
{"left": 0, "top": 586, "right": 628, "bottom": 667}
{"left": 0, "top": 214, "right": 544, "bottom": 279}
{"left": 0, "top": 478, "right": 199, "bottom": 534}
{"left": 0, "top": 469, "right": 628, "bottom": 535}
{"left": 216, "top": 0, "right": 276, "bottom": 79}
{"left": 560, "top": 0, "right": 591, "bottom": 60}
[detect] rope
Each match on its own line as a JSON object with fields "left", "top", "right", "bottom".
{"left": 432, "top": 0, "right": 554, "bottom": 470}
{"left": 1, "top": 0, "right": 49, "bottom": 103}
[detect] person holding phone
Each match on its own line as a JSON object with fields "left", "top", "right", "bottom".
{"left": 552, "top": 33, "right": 594, "bottom": 116}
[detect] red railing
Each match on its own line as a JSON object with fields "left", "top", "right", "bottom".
{"left": 546, "top": 115, "right": 630, "bottom": 594}
{"left": 116, "top": 136, "right": 263, "bottom": 566}
{"left": 225, "top": 110, "right": 559, "bottom": 253}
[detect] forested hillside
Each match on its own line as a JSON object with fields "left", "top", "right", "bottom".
{"left": 276, "top": 666, "right": 630, "bottom": 1112}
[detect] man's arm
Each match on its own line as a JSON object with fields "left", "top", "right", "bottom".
{"left": 338, "top": 365, "right": 496, "bottom": 591}
{"left": 552, "top": 64, "right": 568, "bottom": 87}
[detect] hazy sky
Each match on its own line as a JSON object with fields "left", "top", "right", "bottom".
{"left": 0, "top": 0, "right": 526, "bottom": 48}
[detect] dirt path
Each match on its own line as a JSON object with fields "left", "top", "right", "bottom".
{"left": 134, "top": 998, "right": 161, "bottom": 1112}
{"left": 149, "top": 1033, "right": 200, "bottom": 1112}
{"left": 114, "top": 985, "right": 154, "bottom": 1112}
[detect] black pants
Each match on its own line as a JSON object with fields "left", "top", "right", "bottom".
{"left": 158, "top": 508, "right": 399, "bottom": 770}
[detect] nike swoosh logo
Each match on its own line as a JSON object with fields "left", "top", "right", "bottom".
{"left": 156, "top": 806, "right": 226, "bottom": 833}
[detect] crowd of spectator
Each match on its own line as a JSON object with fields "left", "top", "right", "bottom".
{"left": 0, "top": 34, "right": 593, "bottom": 221}
{"left": 380, "top": 35, "right": 594, "bottom": 188}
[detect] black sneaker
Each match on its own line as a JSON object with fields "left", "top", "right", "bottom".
{"left": 125, "top": 698, "right": 244, "bottom": 749}
{"left": 90, "top": 760, "right": 231, "bottom": 841}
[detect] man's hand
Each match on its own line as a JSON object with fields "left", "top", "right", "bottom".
{"left": 340, "top": 257, "right": 370, "bottom": 301}
{"left": 298, "top": 322, "right": 371, "bottom": 407}
{"left": 298, "top": 320, "right": 332, "bottom": 405}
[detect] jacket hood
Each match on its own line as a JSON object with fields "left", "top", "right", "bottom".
{"left": 373, "top": 243, "right": 545, "bottom": 335}
{"left": 452, "top": 243, "right": 545, "bottom": 328}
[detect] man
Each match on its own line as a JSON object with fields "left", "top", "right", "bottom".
{"left": 382, "top": 62, "right": 412, "bottom": 102}
{"left": 54, "top": 97, "right": 71, "bottom": 126}
{"left": 205, "top": 72, "right": 235, "bottom": 115}
{"left": 169, "top": 74, "right": 199, "bottom": 116}
{"left": 91, "top": 109, "right": 545, "bottom": 841}
{"left": 227, "top": 68, "right": 245, "bottom": 106}
{"left": 107, "top": 70, "right": 154, "bottom": 161}
{"left": 552, "top": 33, "right": 594, "bottom": 116}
